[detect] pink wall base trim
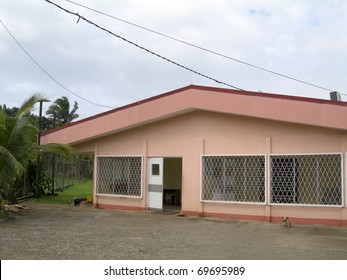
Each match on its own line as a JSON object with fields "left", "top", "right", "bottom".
{"left": 94, "top": 203, "right": 145, "bottom": 212}
{"left": 182, "top": 211, "right": 267, "bottom": 222}
{"left": 270, "top": 216, "right": 346, "bottom": 226}
{"left": 182, "top": 211, "right": 347, "bottom": 226}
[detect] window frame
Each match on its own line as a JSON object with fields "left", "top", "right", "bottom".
{"left": 268, "top": 153, "right": 343, "bottom": 207}
{"left": 200, "top": 154, "right": 267, "bottom": 205}
{"left": 96, "top": 155, "right": 143, "bottom": 198}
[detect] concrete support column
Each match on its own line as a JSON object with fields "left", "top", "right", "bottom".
{"left": 265, "top": 137, "right": 272, "bottom": 154}
{"left": 93, "top": 142, "right": 99, "bottom": 207}
{"left": 265, "top": 137, "right": 272, "bottom": 221}
{"left": 142, "top": 139, "right": 148, "bottom": 209}
{"left": 200, "top": 138, "right": 205, "bottom": 216}
{"left": 340, "top": 135, "right": 347, "bottom": 209}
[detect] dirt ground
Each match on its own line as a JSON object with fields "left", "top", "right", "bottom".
{"left": 1, "top": 201, "right": 347, "bottom": 260}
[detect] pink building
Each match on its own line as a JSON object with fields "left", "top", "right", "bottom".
{"left": 41, "top": 85, "right": 347, "bottom": 225}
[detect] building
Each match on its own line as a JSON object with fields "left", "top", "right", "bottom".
{"left": 41, "top": 85, "right": 347, "bottom": 225}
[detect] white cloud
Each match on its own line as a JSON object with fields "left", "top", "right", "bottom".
{"left": 265, "top": 35, "right": 295, "bottom": 57}
{"left": 0, "top": 0, "right": 346, "bottom": 119}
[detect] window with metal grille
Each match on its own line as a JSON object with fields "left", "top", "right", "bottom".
{"left": 271, "top": 158, "right": 298, "bottom": 204}
{"left": 269, "top": 154, "right": 342, "bottom": 206}
{"left": 96, "top": 156, "right": 142, "bottom": 197}
{"left": 201, "top": 155, "right": 266, "bottom": 203}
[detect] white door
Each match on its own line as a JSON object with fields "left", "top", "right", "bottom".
{"left": 147, "top": 158, "right": 163, "bottom": 210}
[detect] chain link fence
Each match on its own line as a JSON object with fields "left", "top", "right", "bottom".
{"left": 42, "top": 154, "right": 93, "bottom": 192}
{"left": 13, "top": 155, "right": 93, "bottom": 200}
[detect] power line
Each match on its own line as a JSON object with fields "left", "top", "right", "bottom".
{"left": 0, "top": 18, "right": 114, "bottom": 109}
{"left": 45, "top": 0, "right": 243, "bottom": 91}
{"left": 64, "top": 0, "right": 338, "bottom": 93}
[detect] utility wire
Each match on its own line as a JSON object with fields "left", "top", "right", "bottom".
{"left": 64, "top": 0, "right": 337, "bottom": 93}
{"left": 45, "top": 0, "right": 243, "bottom": 91}
{"left": 0, "top": 18, "right": 114, "bottom": 109}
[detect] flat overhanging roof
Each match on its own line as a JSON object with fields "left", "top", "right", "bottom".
{"left": 41, "top": 85, "right": 347, "bottom": 145}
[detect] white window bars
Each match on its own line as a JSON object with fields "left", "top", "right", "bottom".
{"left": 96, "top": 156, "right": 142, "bottom": 197}
{"left": 269, "top": 154, "right": 342, "bottom": 206}
{"left": 201, "top": 153, "right": 343, "bottom": 207}
{"left": 201, "top": 155, "right": 266, "bottom": 203}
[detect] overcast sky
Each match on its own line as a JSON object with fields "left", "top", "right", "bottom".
{"left": 1, "top": 0, "right": 346, "bottom": 120}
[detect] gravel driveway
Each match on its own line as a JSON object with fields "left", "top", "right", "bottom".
{"left": 1, "top": 201, "right": 347, "bottom": 260}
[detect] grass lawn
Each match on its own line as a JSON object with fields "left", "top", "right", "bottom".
{"left": 32, "top": 180, "right": 93, "bottom": 205}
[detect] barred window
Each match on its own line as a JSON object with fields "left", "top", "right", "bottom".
{"left": 96, "top": 156, "right": 142, "bottom": 197}
{"left": 201, "top": 155, "right": 266, "bottom": 203}
{"left": 269, "top": 154, "right": 342, "bottom": 206}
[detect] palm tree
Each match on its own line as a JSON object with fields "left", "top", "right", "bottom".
{"left": 0, "top": 94, "right": 74, "bottom": 206}
{"left": 46, "top": 96, "right": 79, "bottom": 127}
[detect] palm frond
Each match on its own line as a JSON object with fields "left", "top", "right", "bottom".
{"left": 0, "top": 110, "right": 8, "bottom": 146}
{"left": 46, "top": 96, "right": 79, "bottom": 124}
{"left": 16, "top": 93, "right": 49, "bottom": 119}
{"left": 39, "top": 143, "right": 75, "bottom": 160}
{"left": 0, "top": 145, "right": 25, "bottom": 177}
{"left": 6, "top": 112, "right": 37, "bottom": 153}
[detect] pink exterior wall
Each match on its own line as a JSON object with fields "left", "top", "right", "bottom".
{"left": 89, "top": 111, "right": 346, "bottom": 225}
{"left": 40, "top": 85, "right": 347, "bottom": 225}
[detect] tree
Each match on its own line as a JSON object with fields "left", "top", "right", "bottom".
{"left": 0, "top": 104, "right": 18, "bottom": 117}
{"left": 1, "top": 104, "right": 54, "bottom": 132}
{"left": 0, "top": 94, "right": 74, "bottom": 206}
{"left": 46, "top": 96, "right": 79, "bottom": 127}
